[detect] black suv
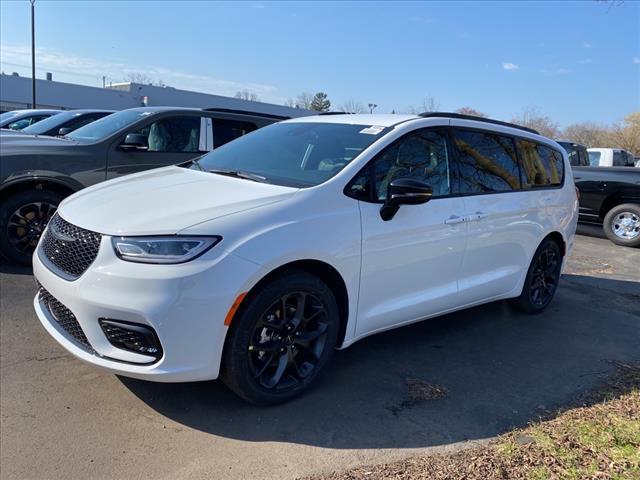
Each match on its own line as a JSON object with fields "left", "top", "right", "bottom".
{"left": 0, "top": 106, "right": 287, "bottom": 263}
{"left": 557, "top": 141, "right": 589, "bottom": 167}
{"left": 0, "top": 109, "right": 114, "bottom": 137}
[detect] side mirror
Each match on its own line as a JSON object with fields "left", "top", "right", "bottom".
{"left": 57, "top": 127, "right": 72, "bottom": 136}
{"left": 120, "top": 133, "right": 148, "bottom": 150}
{"left": 380, "top": 178, "right": 433, "bottom": 221}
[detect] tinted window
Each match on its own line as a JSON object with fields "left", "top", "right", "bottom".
{"left": 191, "top": 122, "right": 386, "bottom": 187}
{"left": 348, "top": 129, "right": 451, "bottom": 201}
{"left": 68, "top": 110, "right": 156, "bottom": 142}
{"left": 133, "top": 116, "right": 201, "bottom": 153}
{"left": 517, "top": 140, "right": 564, "bottom": 187}
{"left": 7, "top": 114, "right": 49, "bottom": 130}
{"left": 453, "top": 129, "right": 520, "bottom": 193}
{"left": 588, "top": 151, "right": 601, "bottom": 166}
{"left": 213, "top": 119, "right": 257, "bottom": 147}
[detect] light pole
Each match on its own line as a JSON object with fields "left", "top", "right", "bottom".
{"left": 368, "top": 103, "right": 377, "bottom": 114}
{"left": 30, "top": 0, "right": 36, "bottom": 108}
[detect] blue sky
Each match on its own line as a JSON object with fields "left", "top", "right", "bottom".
{"left": 1, "top": 0, "right": 638, "bottom": 126}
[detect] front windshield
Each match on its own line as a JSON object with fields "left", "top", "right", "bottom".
{"left": 21, "top": 111, "right": 72, "bottom": 135}
{"left": 0, "top": 111, "right": 21, "bottom": 123}
{"left": 67, "top": 110, "right": 152, "bottom": 142}
{"left": 588, "top": 151, "right": 601, "bottom": 166}
{"left": 190, "top": 122, "right": 388, "bottom": 187}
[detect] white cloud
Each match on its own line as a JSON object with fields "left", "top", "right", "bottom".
{"left": 577, "top": 58, "right": 592, "bottom": 64}
{"left": 502, "top": 62, "right": 519, "bottom": 70}
{"left": 634, "top": 57, "right": 640, "bottom": 64}
{"left": 0, "top": 44, "right": 283, "bottom": 103}
{"left": 583, "top": 42, "right": 592, "bottom": 48}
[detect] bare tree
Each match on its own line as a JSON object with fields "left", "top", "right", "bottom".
{"left": 125, "top": 72, "right": 165, "bottom": 86}
{"left": 294, "top": 92, "right": 314, "bottom": 110}
{"left": 234, "top": 89, "right": 259, "bottom": 102}
{"left": 562, "top": 121, "right": 610, "bottom": 148}
{"left": 609, "top": 111, "right": 640, "bottom": 155}
{"left": 339, "top": 100, "right": 366, "bottom": 113}
{"left": 456, "top": 107, "right": 488, "bottom": 118}
{"left": 407, "top": 96, "right": 441, "bottom": 114}
{"left": 284, "top": 98, "right": 297, "bottom": 108}
{"left": 511, "top": 106, "right": 560, "bottom": 138}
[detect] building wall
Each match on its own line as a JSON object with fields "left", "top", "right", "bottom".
{"left": 0, "top": 74, "right": 311, "bottom": 118}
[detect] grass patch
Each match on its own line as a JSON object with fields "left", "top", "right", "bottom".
{"left": 308, "top": 362, "right": 640, "bottom": 480}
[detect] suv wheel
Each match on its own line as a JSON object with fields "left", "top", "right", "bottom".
{"left": 603, "top": 203, "right": 640, "bottom": 248}
{"left": 221, "top": 270, "right": 339, "bottom": 405}
{"left": 0, "top": 190, "right": 62, "bottom": 265}
{"left": 511, "top": 238, "right": 562, "bottom": 314}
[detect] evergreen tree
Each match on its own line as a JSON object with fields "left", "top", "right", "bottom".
{"left": 310, "top": 92, "right": 331, "bottom": 112}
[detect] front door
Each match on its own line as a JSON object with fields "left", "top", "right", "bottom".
{"left": 351, "top": 128, "right": 468, "bottom": 338}
{"left": 106, "top": 115, "right": 207, "bottom": 179}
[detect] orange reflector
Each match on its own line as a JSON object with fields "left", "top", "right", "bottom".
{"left": 224, "top": 292, "right": 247, "bottom": 326}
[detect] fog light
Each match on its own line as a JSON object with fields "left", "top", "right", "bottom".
{"left": 99, "top": 319, "right": 163, "bottom": 360}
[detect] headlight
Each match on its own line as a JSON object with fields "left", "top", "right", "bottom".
{"left": 111, "top": 236, "right": 221, "bottom": 264}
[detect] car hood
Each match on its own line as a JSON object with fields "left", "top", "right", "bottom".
{"left": 0, "top": 133, "right": 77, "bottom": 149}
{"left": 58, "top": 166, "right": 299, "bottom": 235}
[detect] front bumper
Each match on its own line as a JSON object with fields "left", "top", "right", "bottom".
{"left": 33, "top": 235, "right": 262, "bottom": 382}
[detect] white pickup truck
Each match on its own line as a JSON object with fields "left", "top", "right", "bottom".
{"left": 587, "top": 148, "right": 636, "bottom": 167}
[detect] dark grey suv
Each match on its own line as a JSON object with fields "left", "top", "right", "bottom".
{"left": 0, "top": 106, "right": 287, "bottom": 263}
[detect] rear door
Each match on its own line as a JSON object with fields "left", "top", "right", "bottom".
{"left": 450, "top": 125, "right": 533, "bottom": 303}
{"left": 106, "top": 113, "right": 208, "bottom": 179}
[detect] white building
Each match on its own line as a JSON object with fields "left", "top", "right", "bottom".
{"left": 0, "top": 74, "right": 310, "bottom": 118}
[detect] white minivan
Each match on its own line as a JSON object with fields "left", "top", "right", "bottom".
{"left": 33, "top": 113, "right": 578, "bottom": 404}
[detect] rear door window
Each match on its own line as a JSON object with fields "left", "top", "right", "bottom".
{"left": 517, "top": 140, "right": 564, "bottom": 187}
{"left": 452, "top": 129, "right": 520, "bottom": 193}
{"left": 212, "top": 119, "right": 257, "bottom": 147}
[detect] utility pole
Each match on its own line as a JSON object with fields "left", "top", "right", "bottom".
{"left": 30, "top": 0, "right": 36, "bottom": 108}
{"left": 368, "top": 103, "right": 377, "bottom": 114}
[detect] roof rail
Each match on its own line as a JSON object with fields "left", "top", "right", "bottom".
{"left": 317, "top": 111, "right": 350, "bottom": 115}
{"left": 204, "top": 108, "right": 290, "bottom": 120}
{"left": 418, "top": 112, "right": 540, "bottom": 135}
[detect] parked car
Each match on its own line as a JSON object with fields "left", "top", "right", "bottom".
{"left": 587, "top": 148, "right": 635, "bottom": 167}
{"left": 0, "top": 106, "right": 289, "bottom": 263}
{"left": 0, "top": 109, "right": 61, "bottom": 130}
{"left": 557, "top": 141, "right": 589, "bottom": 167}
{"left": 573, "top": 166, "right": 640, "bottom": 247}
{"left": 32, "top": 112, "right": 578, "bottom": 404}
{"left": 0, "top": 109, "right": 114, "bottom": 137}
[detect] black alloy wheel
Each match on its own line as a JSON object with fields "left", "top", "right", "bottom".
{"left": 249, "top": 291, "right": 329, "bottom": 390}
{"left": 511, "top": 238, "right": 563, "bottom": 313}
{"left": 0, "top": 190, "right": 62, "bottom": 265}
{"left": 221, "top": 270, "right": 339, "bottom": 404}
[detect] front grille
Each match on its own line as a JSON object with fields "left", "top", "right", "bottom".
{"left": 38, "top": 284, "right": 94, "bottom": 353}
{"left": 40, "top": 214, "right": 101, "bottom": 279}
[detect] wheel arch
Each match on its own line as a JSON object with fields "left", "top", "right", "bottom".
{"left": 598, "top": 191, "right": 639, "bottom": 219}
{"left": 544, "top": 231, "right": 566, "bottom": 257}
{"left": 242, "top": 259, "right": 350, "bottom": 348}
{"left": 0, "top": 177, "right": 79, "bottom": 202}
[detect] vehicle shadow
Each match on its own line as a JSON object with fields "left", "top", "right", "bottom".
{"left": 119, "top": 274, "right": 640, "bottom": 450}
{"left": 576, "top": 222, "right": 606, "bottom": 239}
{"left": 0, "top": 260, "right": 33, "bottom": 276}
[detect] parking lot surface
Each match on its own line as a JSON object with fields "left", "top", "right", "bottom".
{"left": 1, "top": 226, "right": 639, "bottom": 480}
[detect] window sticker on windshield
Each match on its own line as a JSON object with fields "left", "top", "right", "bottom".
{"left": 359, "top": 126, "right": 385, "bottom": 135}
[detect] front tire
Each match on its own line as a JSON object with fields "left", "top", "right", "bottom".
{"left": 0, "top": 189, "right": 62, "bottom": 265}
{"left": 603, "top": 203, "right": 640, "bottom": 248}
{"left": 221, "top": 270, "right": 339, "bottom": 405}
{"left": 511, "top": 238, "right": 562, "bottom": 314}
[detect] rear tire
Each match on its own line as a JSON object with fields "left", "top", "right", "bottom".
{"left": 511, "top": 238, "right": 562, "bottom": 314}
{"left": 0, "top": 189, "right": 62, "bottom": 265}
{"left": 221, "top": 270, "right": 339, "bottom": 405}
{"left": 602, "top": 203, "right": 640, "bottom": 248}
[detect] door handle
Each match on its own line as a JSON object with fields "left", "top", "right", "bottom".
{"left": 444, "top": 215, "right": 466, "bottom": 225}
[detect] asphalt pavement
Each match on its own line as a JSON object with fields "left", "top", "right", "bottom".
{"left": 1, "top": 225, "right": 639, "bottom": 480}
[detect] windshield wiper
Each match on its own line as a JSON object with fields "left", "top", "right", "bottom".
{"left": 209, "top": 169, "right": 268, "bottom": 183}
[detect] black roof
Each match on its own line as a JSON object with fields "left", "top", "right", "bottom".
{"left": 418, "top": 112, "right": 540, "bottom": 135}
